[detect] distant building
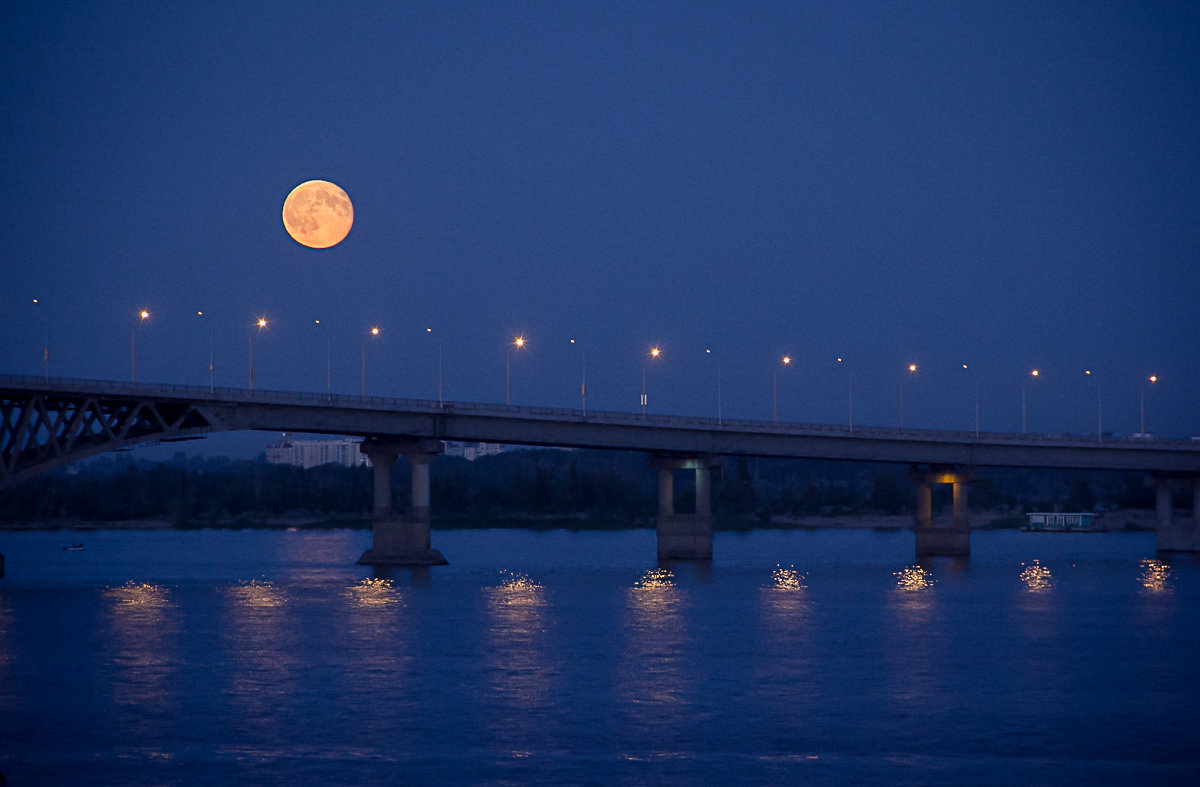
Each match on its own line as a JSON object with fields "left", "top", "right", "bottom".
{"left": 266, "top": 435, "right": 368, "bottom": 469}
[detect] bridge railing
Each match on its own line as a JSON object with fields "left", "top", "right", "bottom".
{"left": 3, "top": 373, "right": 1197, "bottom": 450}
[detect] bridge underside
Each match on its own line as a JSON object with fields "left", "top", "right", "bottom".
{"left": 1, "top": 390, "right": 215, "bottom": 489}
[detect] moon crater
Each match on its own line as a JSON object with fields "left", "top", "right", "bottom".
{"left": 282, "top": 180, "right": 353, "bottom": 249}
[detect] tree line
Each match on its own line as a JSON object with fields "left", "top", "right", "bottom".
{"left": 0, "top": 447, "right": 1161, "bottom": 528}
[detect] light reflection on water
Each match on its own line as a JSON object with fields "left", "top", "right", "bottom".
{"left": 484, "top": 571, "right": 552, "bottom": 759}
{"left": 2, "top": 529, "right": 1198, "bottom": 784}
{"left": 1138, "top": 559, "right": 1173, "bottom": 593}
{"left": 622, "top": 568, "right": 688, "bottom": 715}
{"left": 770, "top": 564, "right": 808, "bottom": 591}
{"left": 762, "top": 565, "right": 810, "bottom": 618}
{"left": 893, "top": 565, "right": 935, "bottom": 593}
{"left": 756, "top": 565, "right": 815, "bottom": 729}
{"left": 1015, "top": 560, "right": 1061, "bottom": 648}
{"left": 1019, "top": 560, "right": 1053, "bottom": 592}
{"left": 220, "top": 579, "right": 296, "bottom": 754}
{"left": 886, "top": 565, "right": 940, "bottom": 706}
{"left": 345, "top": 577, "right": 403, "bottom": 607}
{"left": 103, "top": 581, "right": 179, "bottom": 718}
{"left": 340, "top": 577, "right": 409, "bottom": 710}
{"left": 225, "top": 578, "right": 287, "bottom": 608}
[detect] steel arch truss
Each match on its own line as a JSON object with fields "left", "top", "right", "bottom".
{"left": 1, "top": 392, "right": 216, "bottom": 490}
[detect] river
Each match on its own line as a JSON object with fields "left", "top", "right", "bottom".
{"left": 0, "top": 527, "right": 1197, "bottom": 785}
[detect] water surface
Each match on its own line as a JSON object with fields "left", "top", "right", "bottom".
{"left": 1, "top": 528, "right": 1196, "bottom": 785}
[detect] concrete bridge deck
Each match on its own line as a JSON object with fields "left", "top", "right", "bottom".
{"left": 3, "top": 374, "right": 1198, "bottom": 477}
{"left": 4, "top": 374, "right": 1199, "bottom": 563}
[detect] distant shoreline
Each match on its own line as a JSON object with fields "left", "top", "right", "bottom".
{"left": 0, "top": 510, "right": 1158, "bottom": 533}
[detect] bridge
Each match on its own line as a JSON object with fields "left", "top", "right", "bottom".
{"left": 4, "top": 374, "right": 1199, "bottom": 563}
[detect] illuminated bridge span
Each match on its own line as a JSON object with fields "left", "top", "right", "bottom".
{"left": 3, "top": 375, "right": 1199, "bottom": 563}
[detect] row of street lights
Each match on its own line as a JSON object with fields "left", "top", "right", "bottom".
{"left": 32, "top": 303, "right": 1167, "bottom": 435}
{"left": 128, "top": 309, "right": 395, "bottom": 399}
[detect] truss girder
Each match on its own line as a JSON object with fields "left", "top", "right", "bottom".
{"left": 0, "top": 392, "right": 216, "bottom": 490}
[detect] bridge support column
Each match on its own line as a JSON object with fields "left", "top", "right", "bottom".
{"left": 953, "top": 481, "right": 969, "bottom": 528}
{"left": 909, "top": 466, "right": 973, "bottom": 557}
{"left": 1154, "top": 474, "right": 1200, "bottom": 553}
{"left": 651, "top": 454, "right": 720, "bottom": 562}
{"left": 915, "top": 482, "right": 932, "bottom": 529}
{"left": 658, "top": 467, "right": 675, "bottom": 521}
{"left": 357, "top": 438, "right": 448, "bottom": 566}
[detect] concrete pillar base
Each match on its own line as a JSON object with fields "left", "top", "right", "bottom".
{"left": 1156, "top": 527, "right": 1200, "bottom": 553}
{"left": 657, "top": 514, "right": 713, "bottom": 562}
{"left": 359, "top": 438, "right": 447, "bottom": 566}
{"left": 358, "top": 517, "right": 447, "bottom": 565}
{"left": 908, "top": 466, "right": 975, "bottom": 558}
{"left": 915, "top": 527, "right": 971, "bottom": 557}
{"left": 650, "top": 454, "right": 720, "bottom": 562}
{"left": 357, "top": 547, "right": 448, "bottom": 566}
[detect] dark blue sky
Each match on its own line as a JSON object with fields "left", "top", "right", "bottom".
{"left": 3, "top": 1, "right": 1198, "bottom": 453}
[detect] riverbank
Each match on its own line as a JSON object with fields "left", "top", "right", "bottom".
{"left": 0, "top": 509, "right": 1159, "bottom": 532}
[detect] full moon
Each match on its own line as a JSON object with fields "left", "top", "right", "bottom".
{"left": 281, "top": 180, "right": 354, "bottom": 249}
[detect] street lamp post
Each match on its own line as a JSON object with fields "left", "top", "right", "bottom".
{"left": 1022, "top": 369, "right": 1039, "bottom": 434}
{"left": 314, "top": 320, "right": 331, "bottom": 398}
{"left": 571, "top": 339, "right": 586, "bottom": 415}
{"left": 837, "top": 358, "right": 852, "bottom": 433}
{"left": 963, "top": 364, "right": 979, "bottom": 437}
{"left": 362, "top": 326, "right": 379, "bottom": 400}
{"left": 1140, "top": 375, "right": 1157, "bottom": 435}
{"left": 900, "top": 363, "right": 917, "bottom": 430}
{"left": 198, "top": 311, "right": 213, "bottom": 392}
{"left": 1086, "top": 370, "right": 1101, "bottom": 441}
{"left": 642, "top": 346, "right": 661, "bottom": 415}
{"left": 249, "top": 316, "right": 267, "bottom": 392}
{"left": 428, "top": 328, "right": 443, "bottom": 407}
{"left": 706, "top": 349, "right": 721, "bottom": 425}
{"left": 131, "top": 309, "right": 149, "bottom": 383}
{"left": 34, "top": 299, "right": 49, "bottom": 381}
{"left": 773, "top": 355, "right": 792, "bottom": 422}
{"left": 506, "top": 335, "right": 526, "bottom": 405}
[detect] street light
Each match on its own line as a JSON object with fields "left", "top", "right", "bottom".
{"left": 1022, "top": 369, "right": 1039, "bottom": 434}
{"left": 837, "top": 357, "right": 852, "bottom": 433}
{"left": 900, "top": 363, "right": 917, "bottom": 431}
{"left": 198, "top": 311, "right": 213, "bottom": 392}
{"left": 33, "top": 299, "right": 49, "bottom": 381}
{"left": 963, "top": 363, "right": 979, "bottom": 437}
{"left": 249, "top": 316, "right": 267, "bottom": 392}
{"left": 642, "top": 345, "right": 661, "bottom": 415}
{"left": 773, "top": 355, "right": 792, "bottom": 422}
{"left": 1140, "top": 374, "right": 1157, "bottom": 435}
{"left": 362, "top": 325, "right": 380, "bottom": 399}
{"left": 506, "top": 335, "right": 526, "bottom": 405}
{"left": 314, "top": 319, "right": 332, "bottom": 398}
{"left": 131, "top": 308, "right": 150, "bottom": 383}
{"left": 707, "top": 348, "right": 721, "bottom": 425}
{"left": 428, "top": 328, "right": 443, "bottom": 407}
{"left": 570, "top": 338, "right": 586, "bottom": 416}
{"left": 1085, "top": 370, "right": 1101, "bottom": 441}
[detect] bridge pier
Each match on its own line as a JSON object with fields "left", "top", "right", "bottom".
{"left": 357, "top": 438, "right": 448, "bottom": 566}
{"left": 650, "top": 454, "right": 720, "bottom": 562}
{"left": 1154, "top": 474, "right": 1200, "bottom": 553}
{"left": 909, "top": 466, "right": 974, "bottom": 557}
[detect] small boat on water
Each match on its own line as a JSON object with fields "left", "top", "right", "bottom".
{"left": 62, "top": 543, "right": 85, "bottom": 551}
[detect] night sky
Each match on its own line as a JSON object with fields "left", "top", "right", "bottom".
{"left": 3, "top": 1, "right": 1198, "bottom": 456}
